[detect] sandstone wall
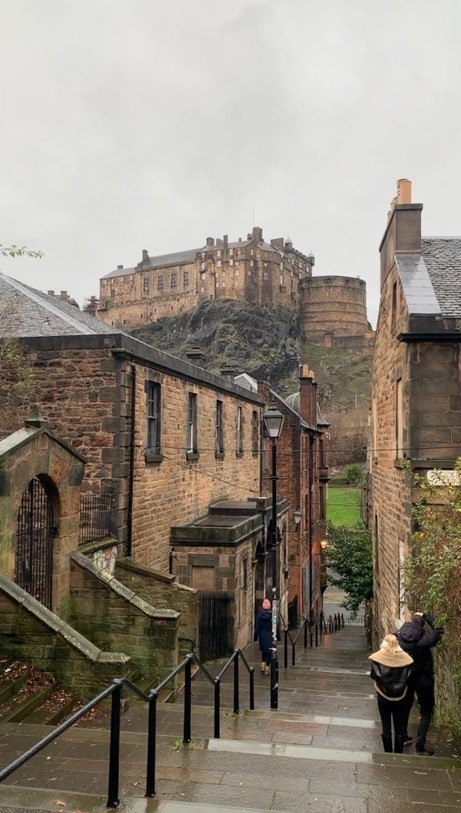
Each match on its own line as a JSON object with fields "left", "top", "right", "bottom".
{"left": 301, "top": 276, "right": 369, "bottom": 343}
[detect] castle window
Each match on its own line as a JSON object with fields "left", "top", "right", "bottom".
{"left": 184, "top": 270, "right": 189, "bottom": 287}
{"left": 158, "top": 276, "right": 163, "bottom": 290}
{"left": 263, "top": 271, "right": 268, "bottom": 280}
{"left": 217, "top": 260, "right": 221, "bottom": 268}
{"left": 201, "top": 271, "right": 206, "bottom": 280}
{"left": 230, "top": 258, "right": 234, "bottom": 266}
{"left": 142, "top": 274, "right": 150, "bottom": 296}
{"left": 217, "top": 250, "right": 221, "bottom": 258}
{"left": 171, "top": 273, "right": 177, "bottom": 288}
{"left": 216, "top": 400, "right": 224, "bottom": 457}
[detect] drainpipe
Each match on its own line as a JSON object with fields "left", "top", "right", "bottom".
{"left": 127, "top": 364, "right": 136, "bottom": 557}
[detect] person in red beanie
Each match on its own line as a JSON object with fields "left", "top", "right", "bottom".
{"left": 253, "top": 598, "right": 272, "bottom": 675}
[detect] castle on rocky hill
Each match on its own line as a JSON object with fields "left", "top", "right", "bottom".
{"left": 88, "top": 226, "right": 374, "bottom": 351}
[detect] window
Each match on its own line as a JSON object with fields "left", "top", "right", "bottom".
{"left": 236, "top": 406, "right": 243, "bottom": 456}
{"left": 146, "top": 382, "right": 161, "bottom": 459}
{"left": 216, "top": 400, "right": 224, "bottom": 456}
{"left": 158, "top": 275, "right": 163, "bottom": 291}
{"left": 187, "top": 393, "right": 198, "bottom": 456}
{"left": 396, "top": 378, "right": 403, "bottom": 457}
{"left": 171, "top": 273, "right": 177, "bottom": 289}
{"left": 184, "top": 270, "right": 189, "bottom": 287}
{"left": 251, "top": 410, "right": 259, "bottom": 456}
{"left": 142, "top": 274, "right": 150, "bottom": 296}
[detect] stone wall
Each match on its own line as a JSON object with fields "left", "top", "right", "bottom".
{"left": 115, "top": 558, "right": 198, "bottom": 658}
{"left": 70, "top": 553, "right": 179, "bottom": 684}
{"left": 0, "top": 574, "right": 131, "bottom": 698}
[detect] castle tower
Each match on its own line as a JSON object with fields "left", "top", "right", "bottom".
{"left": 300, "top": 276, "right": 369, "bottom": 348}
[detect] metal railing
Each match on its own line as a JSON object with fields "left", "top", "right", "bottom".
{"left": 79, "top": 492, "right": 113, "bottom": 545}
{"left": 282, "top": 612, "right": 345, "bottom": 667}
{"left": 0, "top": 648, "right": 254, "bottom": 808}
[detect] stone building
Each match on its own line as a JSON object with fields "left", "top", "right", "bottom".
{"left": 0, "top": 272, "right": 296, "bottom": 655}
{"left": 370, "top": 179, "right": 461, "bottom": 641}
{"left": 236, "top": 364, "right": 330, "bottom": 626}
{"left": 90, "top": 226, "right": 372, "bottom": 351}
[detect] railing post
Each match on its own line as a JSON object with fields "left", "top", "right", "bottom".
{"left": 145, "top": 692, "right": 157, "bottom": 798}
{"left": 107, "top": 682, "right": 121, "bottom": 809}
{"left": 214, "top": 679, "right": 220, "bottom": 739}
{"left": 233, "top": 651, "right": 239, "bottom": 715}
{"left": 283, "top": 629, "right": 288, "bottom": 669}
{"left": 292, "top": 637, "right": 296, "bottom": 667}
{"left": 183, "top": 656, "right": 192, "bottom": 744}
{"left": 315, "top": 621, "right": 318, "bottom": 647}
{"left": 309, "top": 622, "right": 313, "bottom": 648}
{"left": 249, "top": 667, "right": 255, "bottom": 711}
{"left": 303, "top": 618, "right": 308, "bottom": 649}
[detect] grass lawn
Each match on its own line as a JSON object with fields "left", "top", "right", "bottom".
{"left": 327, "top": 487, "right": 362, "bottom": 526}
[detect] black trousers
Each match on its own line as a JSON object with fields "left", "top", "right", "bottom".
{"left": 377, "top": 694, "right": 407, "bottom": 740}
{"left": 404, "top": 677, "right": 435, "bottom": 749}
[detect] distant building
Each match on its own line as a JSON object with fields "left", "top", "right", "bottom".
{"left": 89, "top": 226, "right": 373, "bottom": 351}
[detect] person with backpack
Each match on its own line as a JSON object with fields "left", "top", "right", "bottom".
{"left": 369, "top": 633, "right": 413, "bottom": 753}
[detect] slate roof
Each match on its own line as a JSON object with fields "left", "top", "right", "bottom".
{"left": 396, "top": 237, "right": 461, "bottom": 320}
{"left": 421, "top": 237, "right": 461, "bottom": 318}
{"left": 101, "top": 236, "right": 289, "bottom": 281}
{"left": 0, "top": 273, "right": 116, "bottom": 337}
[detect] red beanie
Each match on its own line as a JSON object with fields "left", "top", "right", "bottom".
{"left": 262, "top": 599, "right": 271, "bottom": 609}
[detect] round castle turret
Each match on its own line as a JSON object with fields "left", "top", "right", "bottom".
{"left": 300, "top": 276, "right": 370, "bottom": 349}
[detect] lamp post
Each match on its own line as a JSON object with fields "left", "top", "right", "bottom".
{"left": 263, "top": 404, "right": 284, "bottom": 710}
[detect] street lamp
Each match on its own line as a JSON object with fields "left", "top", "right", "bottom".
{"left": 263, "top": 404, "right": 284, "bottom": 710}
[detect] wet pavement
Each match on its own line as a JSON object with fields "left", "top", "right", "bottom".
{"left": 1, "top": 593, "right": 460, "bottom": 812}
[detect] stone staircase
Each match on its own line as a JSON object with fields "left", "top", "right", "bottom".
{"left": 1, "top": 626, "right": 461, "bottom": 812}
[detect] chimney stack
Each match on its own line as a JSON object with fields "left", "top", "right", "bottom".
{"left": 380, "top": 178, "right": 422, "bottom": 289}
{"left": 206, "top": 237, "right": 215, "bottom": 247}
{"left": 142, "top": 249, "right": 149, "bottom": 262}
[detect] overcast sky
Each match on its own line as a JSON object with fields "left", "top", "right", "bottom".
{"left": 1, "top": 0, "right": 461, "bottom": 328}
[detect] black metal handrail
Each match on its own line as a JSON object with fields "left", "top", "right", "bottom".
{"left": 282, "top": 611, "right": 347, "bottom": 667}
{"left": 0, "top": 648, "right": 255, "bottom": 807}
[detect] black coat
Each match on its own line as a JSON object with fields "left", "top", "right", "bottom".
{"left": 396, "top": 614, "right": 443, "bottom": 682}
{"left": 253, "top": 609, "right": 273, "bottom": 654}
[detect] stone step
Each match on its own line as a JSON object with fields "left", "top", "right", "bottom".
{"left": 1, "top": 725, "right": 460, "bottom": 812}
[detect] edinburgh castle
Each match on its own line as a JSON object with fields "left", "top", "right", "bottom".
{"left": 89, "top": 226, "right": 374, "bottom": 351}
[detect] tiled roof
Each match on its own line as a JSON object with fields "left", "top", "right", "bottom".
{"left": 421, "top": 237, "right": 461, "bottom": 318}
{"left": 0, "top": 273, "right": 115, "bottom": 337}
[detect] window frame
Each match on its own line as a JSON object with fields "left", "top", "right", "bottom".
{"left": 215, "top": 399, "right": 224, "bottom": 458}
{"left": 145, "top": 381, "right": 163, "bottom": 463}
{"left": 187, "top": 392, "right": 199, "bottom": 459}
{"left": 236, "top": 405, "right": 243, "bottom": 457}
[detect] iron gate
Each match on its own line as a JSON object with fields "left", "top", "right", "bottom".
{"left": 198, "top": 591, "right": 231, "bottom": 662}
{"left": 15, "top": 477, "right": 54, "bottom": 609}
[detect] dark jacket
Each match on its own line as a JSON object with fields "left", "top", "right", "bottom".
{"left": 396, "top": 614, "right": 443, "bottom": 682}
{"left": 253, "top": 609, "right": 273, "bottom": 654}
{"left": 369, "top": 660, "right": 413, "bottom": 700}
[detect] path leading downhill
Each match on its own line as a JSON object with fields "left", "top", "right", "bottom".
{"left": 1, "top": 620, "right": 460, "bottom": 812}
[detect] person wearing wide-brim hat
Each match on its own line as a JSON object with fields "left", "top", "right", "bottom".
{"left": 369, "top": 633, "right": 413, "bottom": 753}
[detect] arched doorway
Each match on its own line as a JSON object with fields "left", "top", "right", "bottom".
{"left": 15, "top": 477, "right": 56, "bottom": 609}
